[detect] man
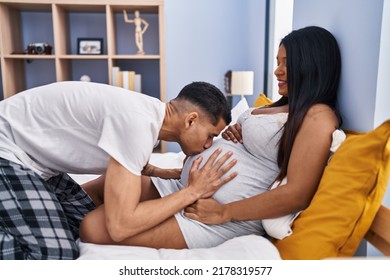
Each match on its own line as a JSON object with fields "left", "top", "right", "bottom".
{"left": 0, "top": 81, "right": 235, "bottom": 259}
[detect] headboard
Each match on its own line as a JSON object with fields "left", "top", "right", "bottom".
{"left": 365, "top": 205, "right": 390, "bottom": 256}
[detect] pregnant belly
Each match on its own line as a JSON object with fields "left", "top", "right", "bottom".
{"left": 179, "top": 138, "right": 275, "bottom": 204}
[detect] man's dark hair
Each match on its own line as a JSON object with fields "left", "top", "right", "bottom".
{"left": 175, "top": 81, "right": 231, "bottom": 126}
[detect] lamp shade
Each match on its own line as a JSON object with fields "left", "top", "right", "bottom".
{"left": 230, "top": 71, "right": 254, "bottom": 96}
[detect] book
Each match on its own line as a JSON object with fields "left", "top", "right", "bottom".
{"left": 128, "top": 71, "right": 135, "bottom": 91}
{"left": 113, "top": 67, "right": 136, "bottom": 91}
{"left": 134, "top": 74, "right": 142, "bottom": 92}
{"left": 122, "top": 71, "right": 129, "bottom": 90}
{"left": 112, "top": 66, "right": 120, "bottom": 87}
{"left": 117, "top": 70, "right": 123, "bottom": 88}
{"left": 120, "top": 70, "right": 136, "bottom": 91}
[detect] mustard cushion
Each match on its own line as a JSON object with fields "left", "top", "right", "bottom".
{"left": 274, "top": 120, "right": 390, "bottom": 259}
{"left": 253, "top": 93, "right": 272, "bottom": 107}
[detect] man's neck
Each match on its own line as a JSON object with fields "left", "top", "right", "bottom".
{"left": 158, "top": 101, "right": 180, "bottom": 142}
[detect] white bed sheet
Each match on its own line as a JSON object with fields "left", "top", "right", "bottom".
{"left": 78, "top": 234, "right": 281, "bottom": 260}
{"left": 73, "top": 150, "right": 281, "bottom": 260}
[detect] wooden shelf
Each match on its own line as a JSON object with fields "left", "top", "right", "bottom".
{"left": 0, "top": 0, "right": 166, "bottom": 99}
{"left": 112, "top": 55, "right": 161, "bottom": 59}
{"left": 58, "top": 55, "right": 109, "bottom": 59}
{"left": 4, "top": 54, "right": 56, "bottom": 59}
{"left": 0, "top": 0, "right": 166, "bottom": 152}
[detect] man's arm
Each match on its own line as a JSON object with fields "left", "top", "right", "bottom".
{"left": 142, "top": 162, "right": 182, "bottom": 179}
{"left": 103, "top": 149, "right": 237, "bottom": 242}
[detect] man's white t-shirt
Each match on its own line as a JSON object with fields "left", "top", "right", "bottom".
{"left": 0, "top": 81, "right": 166, "bottom": 180}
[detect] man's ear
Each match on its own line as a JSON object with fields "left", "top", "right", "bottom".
{"left": 185, "top": 112, "right": 199, "bottom": 128}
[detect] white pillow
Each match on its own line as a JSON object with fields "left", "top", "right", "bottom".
{"left": 216, "top": 98, "right": 250, "bottom": 139}
{"left": 230, "top": 97, "right": 249, "bottom": 125}
{"left": 262, "top": 178, "right": 300, "bottom": 240}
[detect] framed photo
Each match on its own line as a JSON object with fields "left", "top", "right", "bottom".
{"left": 77, "top": 38, "right": 103, "bottom": 55}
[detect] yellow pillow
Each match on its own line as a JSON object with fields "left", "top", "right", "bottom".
{"left": 253, "top": 93, "right": 272, "bottom": 107}
{"left": 274, "top": 120, "right": 390, "bottom": 259}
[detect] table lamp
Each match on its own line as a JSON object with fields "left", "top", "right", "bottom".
{"left": 230, "top": 71, "right": 254, "bottom": 99}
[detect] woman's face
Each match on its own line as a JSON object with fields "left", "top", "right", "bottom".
{"left": 274, "top": 44, "right": 288, "bottom": 97}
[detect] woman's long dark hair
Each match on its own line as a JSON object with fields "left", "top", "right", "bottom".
{"left": 271, "top": 26, "right": 342, "bottom": 181}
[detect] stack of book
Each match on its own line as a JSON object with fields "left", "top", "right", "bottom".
{"left": 111, "top": 66, "right": 142, "bottom": 92}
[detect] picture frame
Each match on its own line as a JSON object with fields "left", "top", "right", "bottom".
{"left": 77, "top": 38, "right": 103, "bottom": 55}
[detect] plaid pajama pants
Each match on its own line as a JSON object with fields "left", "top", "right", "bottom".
{"left": 0, "top": 158, "right": 96, "bottom": 260}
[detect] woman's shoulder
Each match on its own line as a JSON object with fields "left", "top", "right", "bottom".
{"left": 303, "top": 103, "right": 339, "bottom": 129}
{"left": 305, "top": 103, "right": 338, "bottom": 120}
{"left": 306, "top": 103, "right": 335, "bottom": 115}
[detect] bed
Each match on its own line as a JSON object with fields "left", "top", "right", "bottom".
{"left": 75, "top": 97, "right": 390, "bottom": 260}
{"left": 75, "top": 151, "right": 283, "bottom": 260}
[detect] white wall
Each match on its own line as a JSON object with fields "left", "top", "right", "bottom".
{"left": 374, "top": 0, "right": 390, "bottom": 256}
{"left": 293, "top": 0, "right": 389, "bottom": 257}
{"left": 267, "top": 0, "right": 294, "bottom": 101}
{"left": 375, "top": 0, "right": 390, "bottom": 128}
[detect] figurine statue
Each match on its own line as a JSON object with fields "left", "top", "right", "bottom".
{"left": 123, "top": 10, "right": 149, "bottom": 55}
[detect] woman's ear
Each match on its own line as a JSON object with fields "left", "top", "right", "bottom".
{"left": 185, "top": 112, "right": 199, "bottom": 128}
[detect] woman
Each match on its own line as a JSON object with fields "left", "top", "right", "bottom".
{"left": 80, "top": 26, "right": 342, "bottom": 249}
{"left": 184, "top": 25, "right": 342, "bottom": 227}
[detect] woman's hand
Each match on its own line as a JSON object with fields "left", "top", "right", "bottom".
{"left": 222, "top": 123, "right": 243, "bottom": 143}
{"left": 184, "top": 198, "right": 230, "bottom": 224}
{"left": 187, "top": 149, "right": 237, "bottom": 199}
